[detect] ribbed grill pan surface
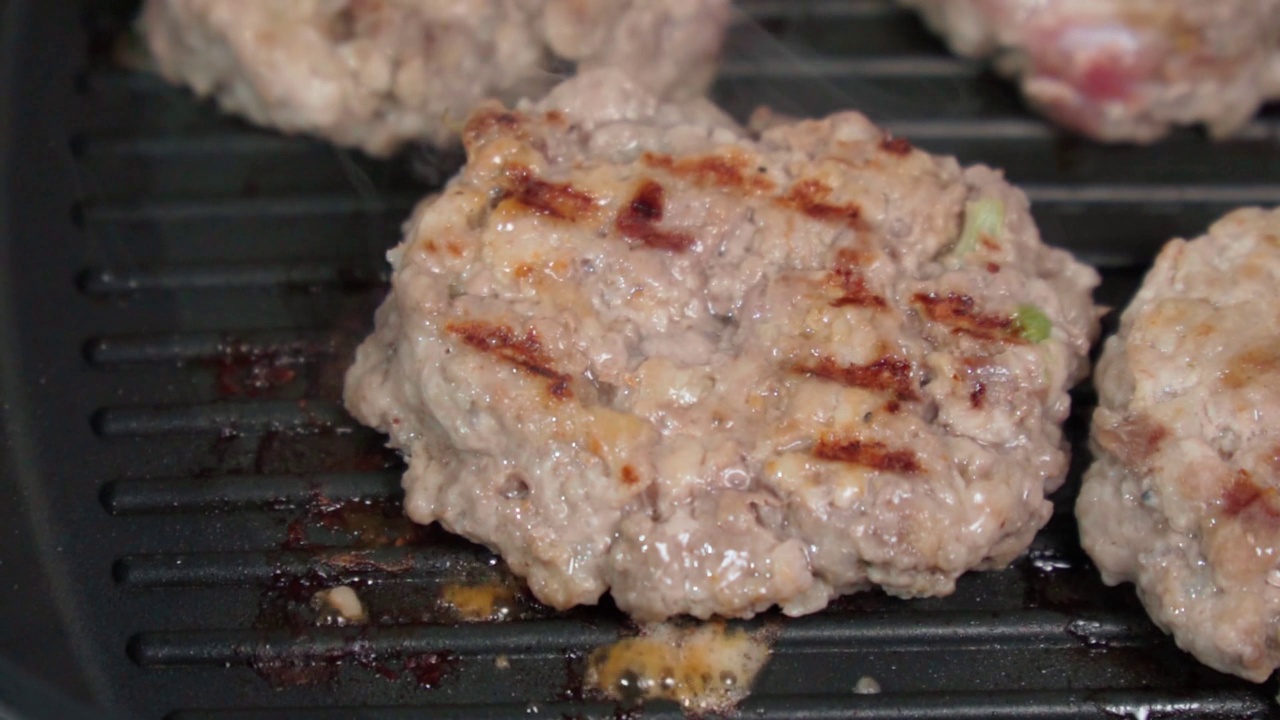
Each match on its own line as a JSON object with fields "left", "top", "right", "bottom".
{"left": 3, "top": 0, "right": 1280, "bottom": 717}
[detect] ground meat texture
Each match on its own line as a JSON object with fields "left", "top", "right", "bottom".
{"left": 344, "top": 68, "right": 1101, "bottom": 621}
{"left": 898, "top": 0, "right": 1280, "bottom": 144}
{"left": 141, "top": 0, "right": 730, "bottom": 157}
{"left": 1079, "top": 207, "right": 1280, "bottom": 682}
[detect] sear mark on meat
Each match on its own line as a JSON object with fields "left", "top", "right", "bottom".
{"left": 969, "top": 381, "right": 987, "bottom": 408}
{"left": 792, "top": 356, "right": 919, "bottom": 403}
{"left": 642, "top": 151, "right": 776, "bottom": 194}
{"left": 501, "top": 165, "right": 596, "bottom": 221}
{"left": 812, "top": 436, "right": 922, "bottom": 475}
{"left": 1221, "top": 470, "right": 1280, "bottom": 519}
{"left": 616, "top": 180, "right": 694, "bottom": 252}
{"left": 913, "top": 292, "right": 1024, "bottom": 344}
{"left": 830, "top": 250, "right": 888, "bottom": 309}
{"left": 445, "top": 320, "right": 572, "bottom": 400}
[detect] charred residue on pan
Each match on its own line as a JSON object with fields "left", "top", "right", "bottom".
{"left": 259, "top": 494, "right": 428, "bottom": 624}
{"left": 250, "top": 572, "right": 395, "bottom": 689}
{"left": 233, "top": 290, "right": 559, "bottom": 688}
{"left": 196, "top": 424, "right": 400, "bottom": 479}
{"left": 253, "top": 488, "right": 562, "bottom": 689}
{"left": 249, "top": 498, "right": 449, "bottom": 689}
{"left": 281, "top": 265, "right": 388, "bottom": 297}
{"left": 208, "top": 336, "right": 319, "bottom": 399}
{"left": 560, "top": 647, "right": 590, "bottom": 703}
{"left": 250, "top": 654, "right": 344, "bottom": 689}
{"left": 278, "top": 491, "right": 430, "bottom": 552}
{"left": 777, "top": 179, "right": 864, "bottom": 228}
{"left": 254, "top": 428, "right": 401, "bottom": 476}
{"left": 215, "top": 351, "right": 299, "bottom": 398}
{"left": 249, "top": 637, "right": 457, "bottom": 691}
{"left": 880, "top": 134, "right": 913, "bottom": 156}
{"left": 196, "top": 291, "right": 395, "bottom": 477}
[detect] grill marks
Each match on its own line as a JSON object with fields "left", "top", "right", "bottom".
{"left": 1222, "top": 470, "right": 1280, "bottom": 519}
{"left": 831, "top": 275, "right": 885, "bottom": 309}
{"left": 493, "top": 164, "right": 697, "bottom": 253}
{"left": 880, "top": 135, "right": 913, "bottom": 156}
{"left": 620, "top": 465, "right": 641, "bottom": 487}
{"left": 642, "top": 152, "right": 864, "bottom": 229}
{"left": 641, "top": 151, "right": 776, "bottom": 194}
{"left": 464, "top": 107, "right": 528, "bottom": 148}
{"left": 445, "top": 320, "right": 572, "bottom": 400}
{"left": 1095, "top": 415, "right": 1167, "bottom": 467}
{"left": 913, "top": 292, "right": 1025, "bottom": 344}
{"left": 797, "top": 248, "right": 919, "bottom": 470}
{"left": 794, "top": 356, "right": 919, "bottom": 404}
{"left": 1222, "top": 341, "right": 1280, "bottom": 390}
{"left": 964, "top": 357, "right": 996, "bottom": 409}
{"left": 969, "top": 381, "right": 987, "bottom": 408}
{"left": 616, "top": 180, "right": 694, "bottom": 252}
{"left": 812, "top": 435, "right": 921, "bottom": 475}
{"left": 493, "top": 151, "right": 870, "bottom": 259}
{"left": 778, "top": 179, "right": 864, "bottom": 228}
{"left": 501, "top": 166, "right": 595, "bottom": 221}
{"left": 831, "top": 250, "right": 887, "bottom": 309}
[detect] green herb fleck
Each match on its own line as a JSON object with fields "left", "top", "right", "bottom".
{"left": 1013, "top": 304, "right": 1052, "bottom": 343}
{"left": 953, "top": 198, "right": 1004, "bottom": 256}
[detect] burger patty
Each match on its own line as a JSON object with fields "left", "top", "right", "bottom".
{"left": 1079, "top": 207, "right": 1280, "bottom": 682}
{"left": 343, "top": 68, "right": 1102, "bottom": 621}
{"left": 898, "top": 0, "right": 1280, "bottom": 143}
{"left": 141, "top": 0, "right": 729, "bottom": 156}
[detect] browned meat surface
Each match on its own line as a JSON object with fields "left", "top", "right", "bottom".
{"left": 900, "top": 0, "right": 1280, "bottom": 143}
{"left": 1080, "top": 207, "right": 1280, "bottom": 682}
{"left": 344, "top": 69, "right": 1101, "bottom": 621}
{"left": 142, "top": 0, "right": 730, "bottom": 156}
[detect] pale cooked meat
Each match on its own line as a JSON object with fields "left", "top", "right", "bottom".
{"left": 141, "top": 0, "right": 729, "bottom": 156}
{"left": 344, "top": 68, "right": 1101, "bottom": 621}
{"left": 1079, "top": 207, "right": 1280, "bottom": 682}
{"left": 899, "top": 0, "right": 1280, "bottom": 143}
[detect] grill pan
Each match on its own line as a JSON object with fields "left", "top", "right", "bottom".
{"left": 3, "top": 0, "right": 1280, "bottom": 717}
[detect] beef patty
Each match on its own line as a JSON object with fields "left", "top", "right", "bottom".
{"left": 1079, "top": 207, "right": 1280, "bottom": 681}
{"left": 899, "top": 0, "right": 1280, "bottom": 143}
{"left": 344, "top": 69, "right": 1102, "bottom": 621}
{"left": 142, "top": 0, "right": 729, "bottom": 156}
